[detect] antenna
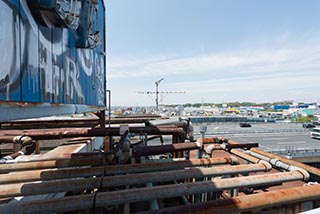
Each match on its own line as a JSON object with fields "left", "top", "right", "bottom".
{"left": 155, "top": 78, "right": 164, "bottom": 111}
{"left": 138, "top": 78, "right": 185, "bottom": 110}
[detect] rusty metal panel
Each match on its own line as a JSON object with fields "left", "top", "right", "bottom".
{"left": 0, "top": 0, "right": 106, "bottom": 121}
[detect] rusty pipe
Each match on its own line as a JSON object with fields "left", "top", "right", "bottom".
{"left": 132, "top": 143, "right": 200, "bottom": 157}
{"left": 230, "top": 149, "right": 272, "bottom": 170}
{"left": 228, "top": 140, "right": 309, "bottom": 180}
{"left": 230, "top": 149, "right": 261, "bottom": 163}
{"left": 250, "top": 147, "right": 320, "bottom": 179}
{"left": 0, "top": 163, "right": 271, "bottom": 198}
{"left": 139, "top": 184, "right": 320, "bottom": 214}
{"left": 0, "top": 171, "right": 306, "bottom": 213}
{"left": 196, "top": 137, "right": 219, "bottom": 144}
{"left": 0, "top": 126, "right": 185, "bottom": 141}
{"left": 227, "top": 140, "right": 310, "bottom": 177}
{"left": 205, "top": 144, "right": 225, "bottom": 155}
{"left": 247, "top": 149, "right": 310, "bottom": 180}
{"left": 0, "top": 157, "right": 237, "bottom": 184}
{"left": 0, "top": 155, "right": 234, "bottom": 173}
{"left": 0, "top": 156, "right": 110, "bottom": 172}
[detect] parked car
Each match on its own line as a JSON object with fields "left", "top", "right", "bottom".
{"left": 310, "top": 127, "right": 320, "bottom": 139}
{"left": 312, "top": 121, "right": 320, "bottom": 125}
{"left": 302, "top": 123, "right": 316, "bottom": 128}
{"left": 240, "top": 123, "right": 251, "bottom": 128}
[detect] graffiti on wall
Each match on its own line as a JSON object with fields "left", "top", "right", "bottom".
{"left": 0, "top": 0, "right": 106, "bottom": 106}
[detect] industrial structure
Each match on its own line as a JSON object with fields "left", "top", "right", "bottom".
{"left": 138, "top": 78, "right": 185, "bottom": 111}
{"left": 1, "top": 1, "right": 320, "bottom": 214}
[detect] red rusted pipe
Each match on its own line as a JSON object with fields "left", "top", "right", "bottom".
{"left": 0, "top": 117, "right": 99, "bottom": 129}
{"left": 0, "top": 163, "right": 270, "bottom": 198}
{"left": 0, "top": 156, "right": 234, "bottom": 173}
{"left": 0, "top": 126, "right": 184, "bottom": 141}
{"left": 0, "top": 171, "right": 306, "bottom": 213}
{"left": 0, "top": 157, "right": 236, "bottom": 184}
{"left": 132, "top": 143, "right": 200, "bottom": 157}
{"left": 138, "top": 185, "right": 320, "bottom": 214}
{"left": 230, "top": 148, "right": 262, "bottom": 163}
{"left": 0, "top": 156, "right": 110, "bottom": 172}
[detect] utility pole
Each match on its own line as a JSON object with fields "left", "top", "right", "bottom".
{"left": 155, "top": 78, "right": 164, "bottom": 111}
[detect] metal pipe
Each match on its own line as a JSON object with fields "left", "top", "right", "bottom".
{"left": 0, "top": 126, "right": 185, "bottom": 141}
{"left": 230, "top": 148, "right": 261, "bottom": 163}
{"left": 0, "top": 171, "right": 305, "bottom": 213}
{"left": 132, "top": 143, "right": 200, "bottom": 157}
{"left": 248, "top": 149, "right": 310, "bottom": 180}
{"left": 138, "top": 185, "right": 320, "bottom": 214}
{"left": 228, "top": 140, "right": 309, "bottom": 180}
{"left": 0, "top": 163, "right": 270, "bottom": 198}
{"left": 0, "top": 156, "right": 108, "bottom": 172}
{"left": 140, "top": 157, "right": 159, "bottom": 211}
{"left": 0, "top": 118, "right": 100, "bottom": 130}
{"left": 196, "top": 137, "right": 218, "bottom": 144}
{"left": 250, "top": 147, "right": 320, "bottom": 179}
{"left": 0, "top": 155, "right": 232, "bottom": 173}
{"left": 0, "top": 157, "right": 236, "bottom": 184}
{"left": 205, "top": 144, "right": 225, "bottom": 155}
{"left": 230, "top": 149, "right": 272, "bottom": 170}
{"left": 228, "top": 139, "right": 310, "bottom": 180}
{"left": 106, "top": 89, "right": 111, "bottom": 128}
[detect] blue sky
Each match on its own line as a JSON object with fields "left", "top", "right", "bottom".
{"left": 106, "top": 0, "right": 320, "bottom": 106}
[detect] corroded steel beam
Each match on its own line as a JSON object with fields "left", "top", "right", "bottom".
{"left": 0, "top": 163, "right": 270, "bottom": 198}
{"left": 0, "top": 171, "right": 305, "bottom": 213}
{"left": 139, "top": 185, "right": 320, "bottom": 214}
{"left": 0, "top": 157, "right": 236, "bottom": 184}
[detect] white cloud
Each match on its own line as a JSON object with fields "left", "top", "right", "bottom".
{"left": 107, "top": 33, "right": 320, "bottom": 105}
{"left": 108, "top": 44, "right": 320, "bottom": 79}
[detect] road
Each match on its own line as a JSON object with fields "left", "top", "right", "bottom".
{"left": 193, "top": 123, "right": 320, "bottom": 155}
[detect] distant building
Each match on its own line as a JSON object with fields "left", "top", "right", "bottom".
{"left": 274, "top": 105, "right": 290, "bottom": 111}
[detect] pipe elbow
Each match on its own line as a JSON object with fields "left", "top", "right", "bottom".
{"left": 229, "top": 156, "right": 240, "bottom": 165}
{"left": 290, "top": 166, "right": 310, "bottom": 181}
{"left": 205, "top": 144, "right": 215, "bottom": 155}
{"left": 258, "top": 160, "right": 272, "bottom": 171}
{"left": 13, "top": 136, "right": 33, "bottom": 146}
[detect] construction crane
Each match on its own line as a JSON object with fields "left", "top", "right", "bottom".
{"left": 138, "top": 78, "right": 185, "bottom": 111}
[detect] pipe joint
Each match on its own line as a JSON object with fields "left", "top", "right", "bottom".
{"left": 258, "top": 160, "right": 272, "bottom": 171}
{"left": 205, "top": 145, "right": 213, "bottom": 155}
{"left": 290, "top": 166, "right": 310, "bottom": 181}
{"left": 13, "top": 136, "right": 33, "bottom": 146}
{"left": 270, "top": 158, "right": 280, "bottom": 166}
{"left": 229, "top": 156, "right": 240, "bottom": 165}
{"left": 220, "top": 143, "right": 227, "bottom": 150}
{"left": 195, "top": 141, "right": 203, "bottom": 149}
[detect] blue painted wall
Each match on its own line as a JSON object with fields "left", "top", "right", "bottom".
{"left": 0, "top": 0, "right": 106, "bottom": 107}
